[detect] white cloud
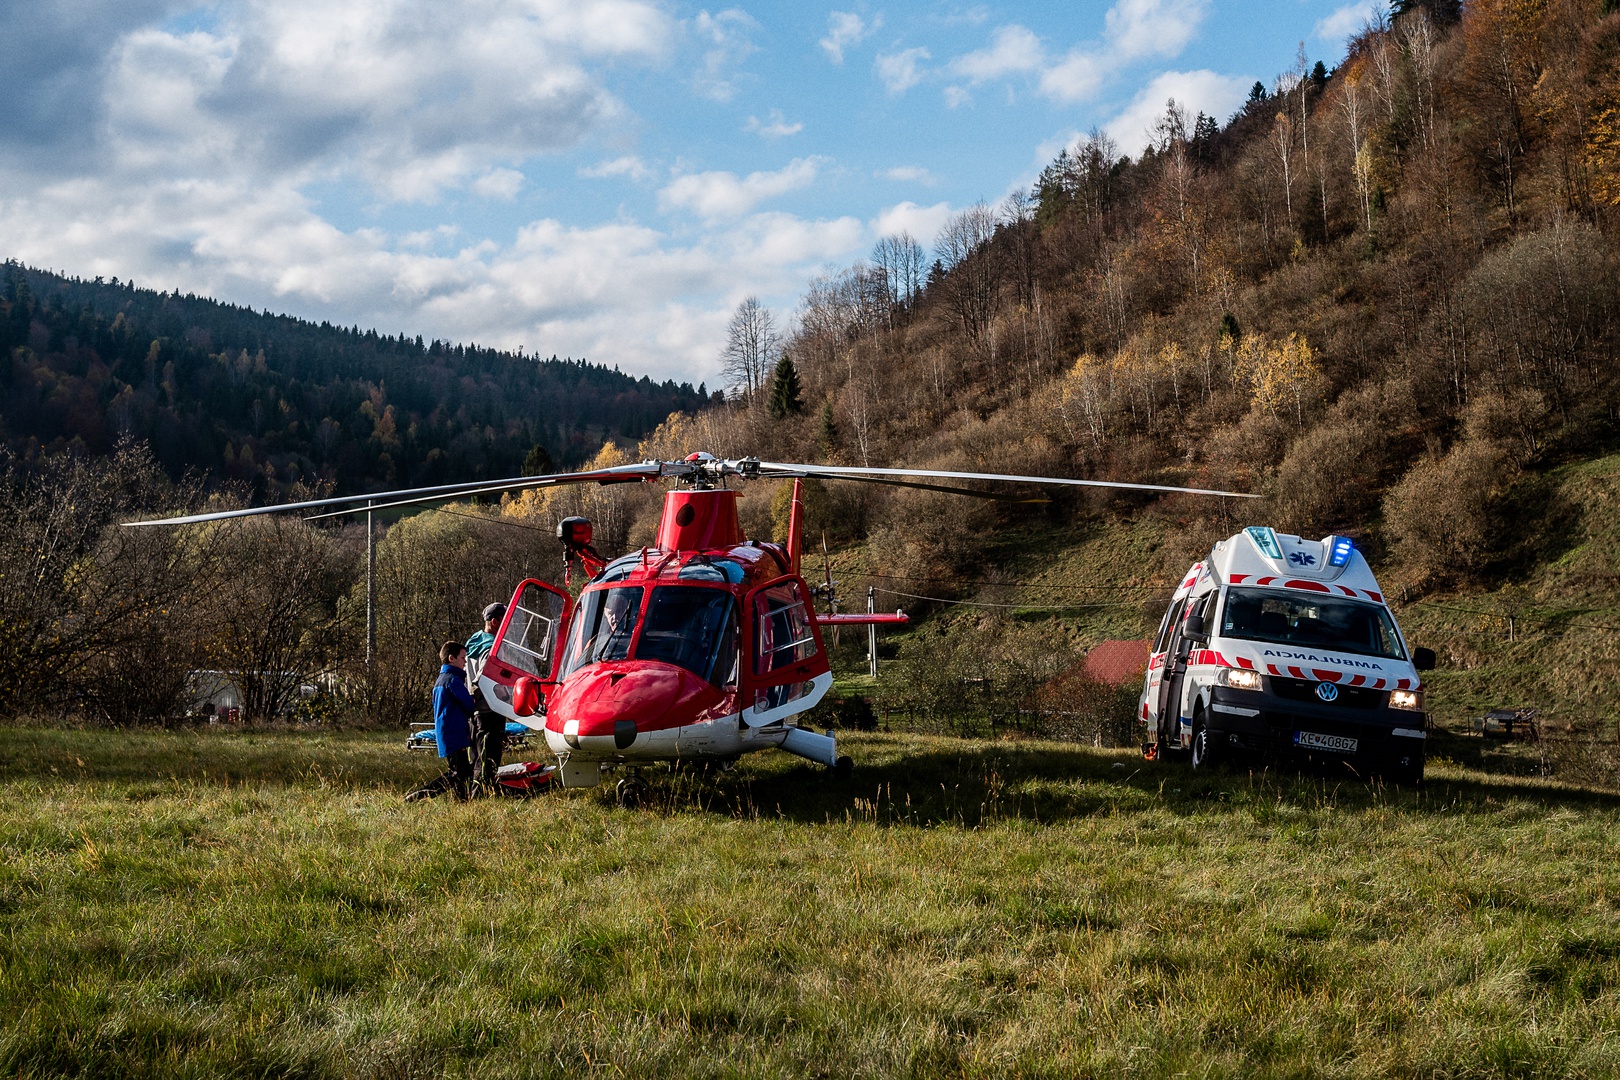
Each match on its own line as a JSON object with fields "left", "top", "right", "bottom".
{"left": 1039, "top": 50, "right": 1103, "bottom": 103}
{"left": 1103, "top": 0, "right": 1210, "bottom": 61}
{"left": 949, "top": 24, "right": 1044, "bottom": 84}
{"left": 579, "top": 155, "right": 653, "bottom": 181}
{"left": 870, "top": 200, "right": 953, "bottom": 246}
{"left": 923, "top": 0, "right": 1205, "bottom": 110}
{"left": 690, "top": 8, "right": 760, "bottom": 102}
{"left": 879, "top": 165, "right": 934, "bottom": 183}
{"left": 0, "top": 172, "right": 873, "bottom": 383}
{"left": 1103, "top": 69, "right": 1250, "bottom": 153}
{"left": 94, "top": 0, "right": 673, "bottom": 202}
{"left": 0, "top": 0, "right": 903, "bottom": 386}
{"left": 875, "top": 46, "right": 930, "bottom": 94}
{"left": 1032, "top": 130, "right": 1085, "bottom": 168}
{"left": 745, "top": 109, "right": 804, "bottom": 138}
{"left": 400, "top": 225, "right": 462, "bottom": 250}
{"left": 471, "top": 168, "right": 525, "bottom": 199}
{"left": 658, "top": 157, "right": 824, "bottom": 222}
{"left": 820, "top": 11, "right": 877, "bottom": 63}
{"left": 1314, "top": 1, "right": 1381, "bottom": 44}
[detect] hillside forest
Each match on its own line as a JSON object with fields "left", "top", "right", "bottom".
{"left": 0, "top": 264, "right": 711, "bottom": 495}
{"left": 4, "top": 0, "right": 1620, "bottom": 771}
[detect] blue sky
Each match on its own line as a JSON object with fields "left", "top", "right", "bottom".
{"left": 0, "top": 0, "right": 1381, "bottom": 385}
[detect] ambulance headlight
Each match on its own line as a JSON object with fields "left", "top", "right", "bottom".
{"left": 1390, "top": 689, "right": 1422, "bottom": 711}
{"left": 1218, "top": 667, "right": 1263, "bottom": 691}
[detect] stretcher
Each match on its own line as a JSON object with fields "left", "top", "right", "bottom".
{"left": 406, "top": 721, "right": 535, "bottom": 754}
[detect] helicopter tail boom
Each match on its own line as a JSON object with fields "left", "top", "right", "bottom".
{"left": 813, "top": 612, "right": 909, "bottom": 626}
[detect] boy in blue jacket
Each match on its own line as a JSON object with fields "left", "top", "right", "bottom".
{"left": 404, "top": 640, "right": 478, "bottom": 801}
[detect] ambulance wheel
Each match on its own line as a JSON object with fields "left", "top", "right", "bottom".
{"left": 1190, "top": 714, "right": 1221, "bottom": 771}
{"left": 615, "top": 777, "right": 648, "bottom": 808}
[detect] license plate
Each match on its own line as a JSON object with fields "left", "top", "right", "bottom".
{"left": 1294, "top": 730, "right": 1358, "bottom": 754}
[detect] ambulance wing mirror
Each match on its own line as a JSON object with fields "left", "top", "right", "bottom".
{"left": 1182, "top": 613, "right": 1209, "bottom": 644}
{"left": 1412, "top": 647, "right": 1436, "bottom": 672}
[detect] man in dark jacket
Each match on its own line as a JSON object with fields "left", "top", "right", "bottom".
{"left": 405, "top": 640, "right": 477, "bottom": 801}
{"left": 465, "top": 602, "right": 506, "bottom": 793}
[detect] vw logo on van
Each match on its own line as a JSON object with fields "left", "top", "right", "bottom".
{"left": 1315, "top": 682, "right": 1339, "bottom": 703}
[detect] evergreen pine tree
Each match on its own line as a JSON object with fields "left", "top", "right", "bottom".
{"left": 523, "top": 442, "right": 555, "bottom": 475}
{"left": 767, "top": 354, "right": 803, "bottom": 420}
{"left": 1247, "top": 81, "right": 1268, "bottom": 106}
{"left": 817, "top": 402, "right": 840, "bottom": 460}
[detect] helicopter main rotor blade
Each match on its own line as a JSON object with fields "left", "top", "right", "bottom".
{"left": 300, "top": 467, "right": 661, "bottom": 521}
{"left": 750, "top": 461, "right": 1259, "bottom": 500}
{"left": 829, "top": 474, "right": 1051, "bottom": 502}
{"left": 122, "top": 462, "right": 669, "bottom": 527}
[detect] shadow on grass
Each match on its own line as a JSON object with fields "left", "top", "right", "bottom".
{"left": 655, "top": 734, "right": 1620, "bottom": 827}
{"left": 7, "top": 725, "right": 1619, "bottom": 828}
{"left": 0, "top": 725, "right": 425, "bottom": 791}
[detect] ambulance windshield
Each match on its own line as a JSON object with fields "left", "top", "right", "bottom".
{"left": 1220, "top": 587, "right": 1406, "bottom": 660}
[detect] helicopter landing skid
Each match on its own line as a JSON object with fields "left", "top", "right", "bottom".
{"left": 779, "top": 727, "right": 854, "bottom": 780}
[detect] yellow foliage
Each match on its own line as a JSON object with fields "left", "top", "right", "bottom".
{"left": 503, "top": 439, "right": 630, "bottom": 521}
{"left": 1589, "top": 106, "right": 1620, "bottom": 207}
{"left": 1230, "top": 332, "right": 1320, "bottom": 423}
{"left": 636, "top": 408, "right": 747, "bottom": 462}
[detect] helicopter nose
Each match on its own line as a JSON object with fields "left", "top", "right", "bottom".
{"left": 552, "top": 664, "right": 720, "bottom": 751}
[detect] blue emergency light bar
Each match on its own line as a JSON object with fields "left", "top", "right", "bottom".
{"left": 1328, "top": 535, "right": 1355, "bottom": 567}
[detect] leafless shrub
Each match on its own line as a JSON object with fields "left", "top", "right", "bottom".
{"left": 1383, "top": 437, "right": 1521, "bottom": 582}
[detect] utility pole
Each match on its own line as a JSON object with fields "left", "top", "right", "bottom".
{"left": 366, "top": 501, "right": 376, "bottom": 665}
{"left": 867, "top": 585, "right": 878, "bottom": 679}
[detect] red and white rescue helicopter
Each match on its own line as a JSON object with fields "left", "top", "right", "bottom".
{"left": 129, "top": 454, "right": 1253, "bottom": 803}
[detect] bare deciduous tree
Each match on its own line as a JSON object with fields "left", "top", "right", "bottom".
{"left": 871, "top": 232, "right": 925, "bottom": 323}
{"left": 720, "top": 296, "right": 780, "bottom": 399}
{"left": 202, "top": 516, "right": 350, "bottom": 721}
{"left": 934, "top": 203, "right": 1002, "bottom": 343}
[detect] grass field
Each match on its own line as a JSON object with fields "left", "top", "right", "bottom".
{"left": 3, "top": 726, "right": 1620, "bottom": 1078}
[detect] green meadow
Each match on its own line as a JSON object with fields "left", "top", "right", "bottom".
{"left": 2, "top": 726, "right": 1619, "bottom": 1078}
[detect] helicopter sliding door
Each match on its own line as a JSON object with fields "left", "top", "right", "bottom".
{"left": 740, "top": 575, "right": 833, "bottom": 728}
{"left": 477, "top": 579, "right": 572, "bottom": 723}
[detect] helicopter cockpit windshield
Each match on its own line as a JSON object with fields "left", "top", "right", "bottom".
{"left": 638, "top": 586, "right": 737, "bottom": 686}
{"left": 560, "top": 586, "right": 642, "bottom": 676}
{"left": 558, "top": 585, "right": 738, "bottom": 686}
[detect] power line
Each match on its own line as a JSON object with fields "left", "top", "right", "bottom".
{"left": 845, "top": 571, "right": 1168, "bottom": 592}
{"left": 425, "top": 504, "right": 554, "bottom": 534}
{"left": 873, "top": 587, "right": 1140, "bottom": 612}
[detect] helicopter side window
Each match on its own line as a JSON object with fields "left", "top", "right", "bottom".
{"left": 596, "top": 555, "right": 640, "bottom": 583}
{"left": 637, "top": 587, "right": 736, "bottom": 685}
{"left": 559, "top": 586, "right": 644, "bottom": 676}
{"left": 753, "top": 583, "right": 816, "bottom": 676}
{"left": 494, "top": 583, "right": 567, "bottom": 678}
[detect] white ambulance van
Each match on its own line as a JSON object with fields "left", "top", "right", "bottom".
{"left": 1139, "top": 527, "right": 1436, "bottom": 783}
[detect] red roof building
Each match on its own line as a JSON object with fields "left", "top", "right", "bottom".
{"left": 1082, "top": 639, "right": 1151, "bottom": 687}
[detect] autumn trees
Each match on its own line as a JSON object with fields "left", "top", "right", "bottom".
{"left": 695, "top": 0, "right": 1620, "bottom": 592}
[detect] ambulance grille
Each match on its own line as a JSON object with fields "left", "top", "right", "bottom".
{"left": 1271, "top": 677, "right": 1383, "bottom": 710}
